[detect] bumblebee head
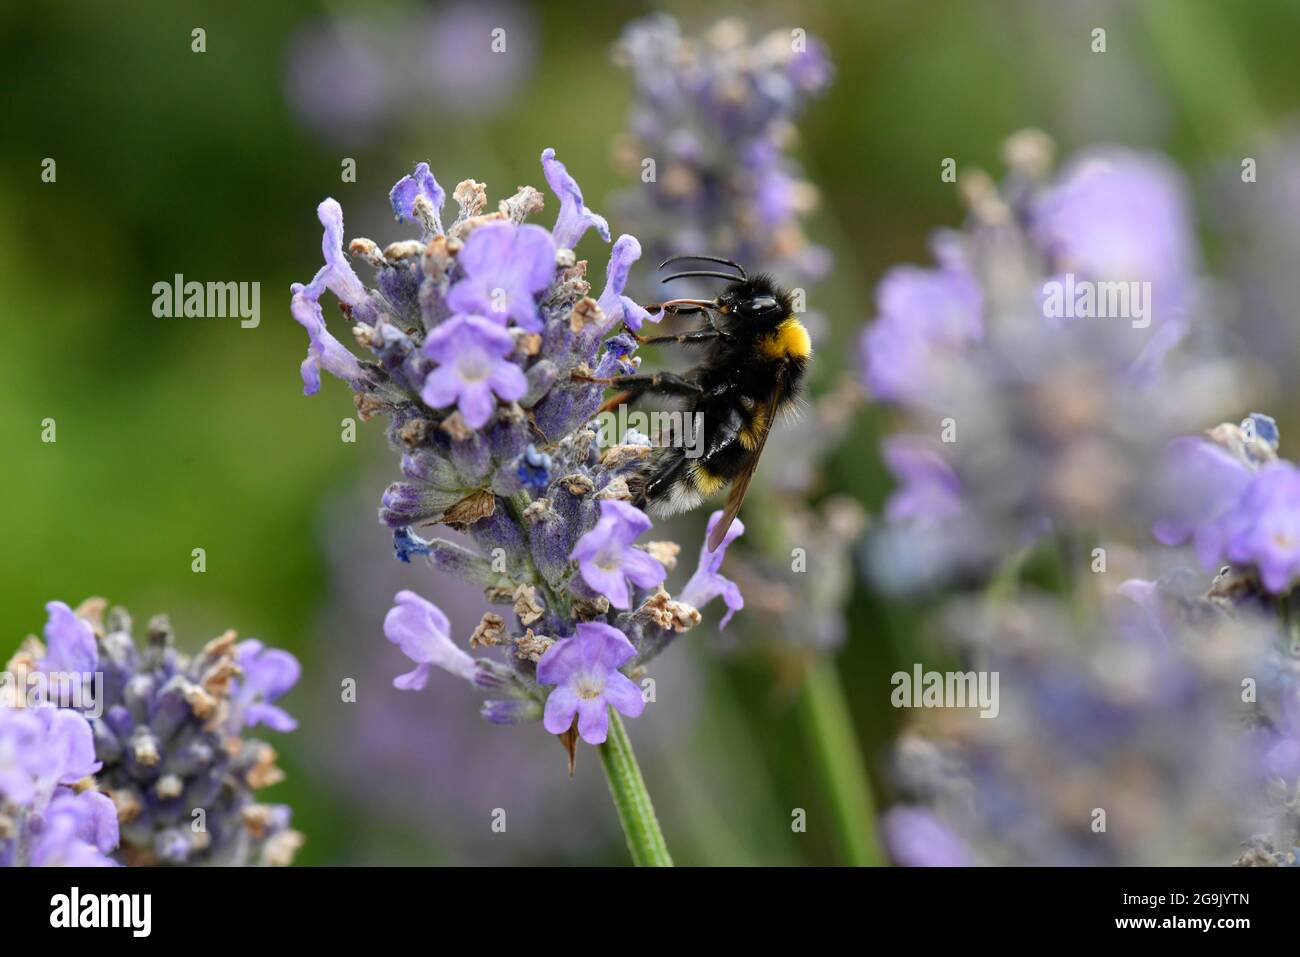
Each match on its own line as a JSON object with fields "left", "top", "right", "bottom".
{"left": 655, "top": 256, "right": 791, "bottom": 333}
{"left": 715, "top": 274, "right": 791, "bottom": 332}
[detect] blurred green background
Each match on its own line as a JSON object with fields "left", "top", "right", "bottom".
{"left": 3, "top": 0, "right": 1299, "bottom": 864}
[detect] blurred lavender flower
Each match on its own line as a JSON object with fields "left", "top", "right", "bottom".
{"left": 861, "top": 258, "right": 983, "bottom": 405}
{"left": 612, "top": 15, "right": 831, "bottom": 290}
{"left": 886, "top": 580, "right": 1287, "bottom": 866}
{"left": 859, "top": 133, "right": 1250, "bottom": 591}
{"left": 6, "top": 599, "right": 302, "bottom": 866}
{"left": 289, "top": 150, "right": 743, "bottom": 756}
{"left": 880, "top": 806, "right": 970, "bottom": 868}
{"left": 284, "top": 2, "right": 536, "bottom": 146}
{"left": 1156, "top": 414, "right": 1300, "bottom": 597}
{"left": 1031, "top": 148, "right": 1198, "bottom": 334}
{"left": 0, "top": 704, "right": 116, "bottom": 867}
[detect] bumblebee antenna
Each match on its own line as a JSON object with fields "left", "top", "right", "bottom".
{"left": 661, "top": 270, "right": 745, "bottom": 284}
{"left": 659, "top": 255, "right": 747, "bottom": 281}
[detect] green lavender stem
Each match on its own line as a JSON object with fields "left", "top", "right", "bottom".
{"left": 598, "top": 709, "right": 673, "bottom": 867}
{"left": 798, "top": 657, "right": 884, "bottom": 866}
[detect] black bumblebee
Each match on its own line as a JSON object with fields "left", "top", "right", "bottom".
{"left": 577, "top": 255, "right": 811, "bottom": 550}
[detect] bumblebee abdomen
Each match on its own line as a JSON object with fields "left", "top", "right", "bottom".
{"left": 636, "top": 445, "right": 740, "bottom": 517}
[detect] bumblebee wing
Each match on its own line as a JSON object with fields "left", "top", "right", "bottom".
{"left": 708, "top": 362, "right": 788, "bottom": 551}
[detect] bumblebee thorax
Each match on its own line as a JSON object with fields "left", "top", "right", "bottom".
{"left": 756, "top": 316, "right": 812, "bottom": 361}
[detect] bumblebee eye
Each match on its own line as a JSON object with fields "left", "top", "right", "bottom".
{"left": 742, "top": 296, "right": 778, "bottom": 316}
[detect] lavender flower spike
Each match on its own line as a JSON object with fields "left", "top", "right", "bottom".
{"left": 857, "top": 135, "right": 1245, "bottom": 592}
{"left": 384, "top": 590, "right": 477, "bottom": 690}
{"left": 287, "top": 147, "right": 699, "bottom": 863}
{"left": 679, "top": 510, "right": 745, "bottom": 628}
{"left": 612, "top": 16, "right": 832, "bottom": 287}
{"left": 541, "top": 147, "right": 610, "bottom": 250}
{"left": 11, "top": 599, "right": 304, "bottom": 866}
{"left": 537, "top": 622, "right": 645, "bottom": 744}
{"left": 570, "top": 499, "right": 667, "bottom": 610}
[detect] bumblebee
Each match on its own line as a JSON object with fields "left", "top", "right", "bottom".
{"left": 577, "top": 255, "right": 811, "bottom": 550}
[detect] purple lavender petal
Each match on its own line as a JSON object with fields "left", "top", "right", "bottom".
{"left": 42, "top": 601, "right": 97, "bottom": 674}
{"left": 1151, "top": 436, "right": 1253, "bottom": 564}
{"left": 536, "top": 635, "right": 583, "bottom": 686}
{"left": 575, "top": 697, "right": 609, "bottom": 744}
{"left": 860, "top": 263, "right": 982, "bottom": 403}
{"left": 680, "top": 511, "right": 745, "bottom": 628}
{"left": 394, "top": 662, "right": 433, "bottom": 692}
{"left": 420, "top": 314, "right": 526, "bottom": 428}
{"left": 542, "top": 684, "right": 579, "bottom": 734}
{"left": 1219, "top": 462, "right": 1300, "bottom": 593}
{"left": 307, "top": 199, "right": 367, "bottom": 306}
{"left": 390, "top": 162, "right": 446, "bottom": 232}
{"left": 621, "top": 547, "right": 667, "bottom": 589}
{"left": 883, "top": 807, "right": 971, "bottom": 867}
{"left": 603, "top": 671, "right": 645, "bottom": 719}
{"left": 487, "top": 361, "right": 527, "bottom": 401}
{"left": 581, "top": 563, "right": 631, "bottom": 610}
{"left": 597, "top": 234, "right": 656, "bottom": 330}
{"left": 1031, "top": 148, "right": 1195, "bottom": 332}
{"left": 45, "top": 708, "right": 101, "bottom": 784}
{"left": 231, "top": 641, "right": 301, "bottom": 732}
{"left": 290, "top": 288, "right": 365, "bottom": 396}
{"left": 541, "top": 147, "right": 610, "bottom": 249}
{"left": 445, "top": 222, "right": 556, "bottom": 331}
{"left": 575, "top": 621, "right": 636, "bottom": 671}
{"left": 383, "top": 590, "right": 477, "bottom": 686}
{"left": 881, "top": 435, "right": 964, "bottom": 524}
{"left": 457, "top": 380, "right": 496, "bottom": 430}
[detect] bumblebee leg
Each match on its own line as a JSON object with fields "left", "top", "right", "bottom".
{"left": 640, "top": 304, "right": 704, "bottom": 316}
{"left": 633, "top": 329, "right": 723, "bottom": 346}
{"left": 598, "top": 390, "right": 635, "bottom": 414}
{"left": 571, "top": 370, "right": 704, "bottom": 399}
